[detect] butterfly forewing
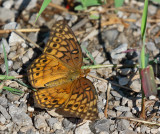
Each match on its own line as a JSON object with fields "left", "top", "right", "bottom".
{"left": 28, "top": 54, "right": 70, "bottom": 88}
{"left": 44, "top": 20, "right": 83, "bottom": 69}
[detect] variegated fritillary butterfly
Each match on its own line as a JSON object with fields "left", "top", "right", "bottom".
{"left": 27, "top": 20, "right": 98, "bottom": 120}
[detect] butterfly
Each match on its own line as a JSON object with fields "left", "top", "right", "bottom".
{"left": 27, "top": 20, "right": 98, "bottom": 120}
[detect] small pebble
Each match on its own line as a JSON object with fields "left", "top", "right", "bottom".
{"left": 111, "top": 43, "right": 128, "bottom": 60}
{"left": 94, "top": 119, "right": 111, "bottom": 133}
{"left": 75, "top": 121, "right": 93, "bottom": 134}
{"left": 148, "top": 5, "right": 157, "bottom": 15}
{"left": 149, "top": 95, "right": 156, "bottom": 100}
{"left": 9, "top": 32, "right": 25, "bottom": 46}
{"left": 102, "top": 29, "right": 119, "bottom": 45}
{"left": 146, "top": 42, "right": 157, "bottom": 51}
{"left": 111, "top": 91, "right": 122, "bottom": 98}
{"left": 96, "top": 81, "right": 107, "bottom": 92}
{"left": 118, "top": 77, "right": 129, "bottom": 85}
{"left": 34, "top": 115, "right": 47, "bottom": 129}
{"left": 119, "top": 68, "right": 131, "bottom": 76}
{"left": 129, "top": 79, "right": 141, "bottom": 92}
{"left": 0, "top": 105, "right": 11, "bottom": 120}
{"left": 115, "top": 106, "right": 130, "bottom": 112}
{"left": 2, "top": 0, "right": 14, "bottom": 9}
{"left": 0, "top": 7, "right": 15, "bottom": 22}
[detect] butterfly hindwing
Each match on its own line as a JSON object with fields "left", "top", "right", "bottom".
{"left": 56, "top": 77, "right": 98, "bottom": 120}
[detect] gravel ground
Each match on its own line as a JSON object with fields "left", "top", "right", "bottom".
{"left": 0, "top": 0, "right": 160, "bottom": 134}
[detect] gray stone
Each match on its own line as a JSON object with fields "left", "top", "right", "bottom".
{"left": 112, "top": 131, "right": 118, "bottom": 134}
{"left": 151, "top": 128, "right": 158, "bottom": 134}
{"left": 0, "top": 38, "right": 10, "bottom": 54}
{"left": 102, "top": 29, "right": 119, "bottom": 45}
{"left": 124, "top": 111, "right": 133, "bottom": 117}
{"left": 8, "top": 51, "right": 16, "bottom": 59}
{"left": 146, "top": 42, "right": 157, "bottom": 51}
{"left": 29, "top": 14, "right": 45, "bottom": 26}
{"left": 127, "top": 100, "right": 133, "bottom": 108}
{"left": 107, "top": 110, "right": 116, "bottom": 117}
{"left": 9, "top": 105, "right": 33, "bottom": 127}
{"left": 110, "top": 124, "right": 115, "bottom": 132}
{"left": 129, "top": 79, "right": 141, "bottom": 92}
{"left": 26, "top": 0, "right": 37, "bottom": 10}
{"left": 19, "top": 102, "right": 27, "bottom": 113}
{"left": 0, "top": 94, "right": 8, "bottom": 107}
{"left": 8, "top": 71, "right": 19, "bottom": 76}
{"left": 0, "top": 105, "right": 11, "bottom": 120}
{"left": 54, "top": 129, "right": 65, "bottom": 134}
{"left": 14, "top": 0, "right": 37, "bottom": 11}
{"left": 111, "top": 91, "right": 122, "bottom": 98}
{"left": 26, "top": 48, "right": 34, "bottom": 59}
{"left": 21, "top": 43, "right": 27, "bottom": 48}
{"left": 131, "top": 107, "right": 141, "bottom": 114}
{"left": 0, "top": 64, "right": 6, "bottom": 73}
{"left": 0, "top": 8, "right": 15, "bottom": 22}
{"left": 4, "top": 22, "right": 20, "bottom": 30}
{"left": 22, "top": 56, "right": 29, "bottom": 64}
{"left": 12, "top": 61, "right": 22, "bottom": 70}
{"left": 62, "top": 118, "right": 75, "bottom": 129}
{"left": 75, "top": 121, "right": 93, "bottom": 134}
{"left": 9, "top": 32, "right": 25, "bottom": 46}
{"left": 140, "top": 125, "right": 148, "bottom": 134}
{"left": 117, "top": 33, "right": 128, "bottom": 44}
{"left": 28, "top": 33, "right": 38, "bottom": 43}
{"left": 118, "top": 77, "right": 129, "bottom": 86}
{"left": 96, "top": 81, "right": 107, "bottom": 92}
{"left": 121, "top": 129, "right": 137, "bottom": 134}
{"left": 52, "top": 121, "right": 62, "bottom": 130}
{"left": 8, "top": 60, "right": 13, "bottom": 69}
{"left": 34, "top": 115, "right": 47, "bottom": 129}
{"left": 6, "top": 90, "right": 21, "bottom": 102}
{"left": 94, "top": 119, "right": 111, "bottom": 133}
{"left": 46, "top": 118, "right": 58, "bottom": 129}
{"left": 99, "top": 132, "right": 109, "bottom": 134}
{"left": 19, "top": 126, "right": 35, "bottom": 134}
{"left": 111, "top": 43, "right": 128, "bottom": 60}
{"left": 148, "top": 5, "right": 157, "bottom": 15}
{"left": 0, "top": 114, "right": 6, "bottom": 124}
{"left": 119, "top": 68, "right": 131, "bottom": 76}
{"left": 95, "top": 53, "right": 105, "bottom": 64}
{"left": 117, "top": 119, "right": 130, "bottom": 131}
{"left": 155, "top": 37, "right": 160, "bottom": 44}
{"left": 2, "top": 0, "right": 14, "bottom": 9}
{"left": 9, "top": 81, "right": 19, "bottom": 88}
{"left": 149, "top": 95, "right": 156, "bottom": 100}
{"left": 121, "top": 97, "right": 128, "bottom": 106}
{"left": 64, "top": 13, "right": 78, "bottom": 23}
{"left": 115, "top": 106, "right": 130, "bottom": 112}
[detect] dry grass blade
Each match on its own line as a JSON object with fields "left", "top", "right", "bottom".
{"left": 116, "top": 117, "right": 160, "bottom": 127}
{"left": 104, "top": 83, "right": 111, "bottom": 118}
{"left": 0, "top": 28, "right": 48, "bottom": 34}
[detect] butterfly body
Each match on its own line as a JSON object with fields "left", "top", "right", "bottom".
{"left": 28, "top": 20, "right": 98, "bottom": 120}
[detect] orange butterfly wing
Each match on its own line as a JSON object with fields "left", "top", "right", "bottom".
{"left": 28, "top": 20, "right": 98, "bottom": 120}
{"left": 44, "top": 20, "right": 83, "bottom": 68}
{"left": 56, "top": 77, "right": 98, "bottom": 120}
